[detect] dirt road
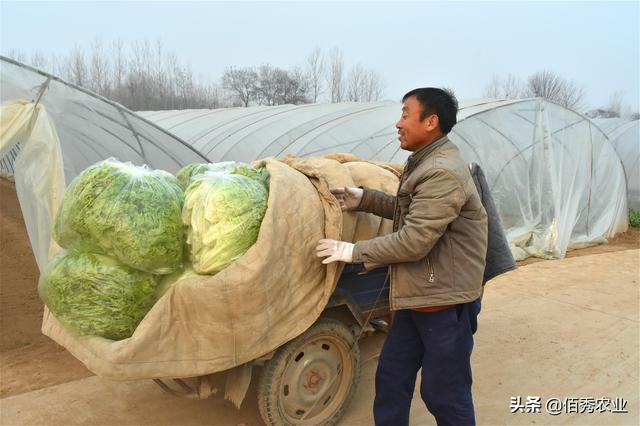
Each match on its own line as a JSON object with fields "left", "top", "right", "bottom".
{"left": 1, "top": 179, "right": 639, "bottom": 425}
{"left": 1, "top": 249, "right": 638, "bottom": 425}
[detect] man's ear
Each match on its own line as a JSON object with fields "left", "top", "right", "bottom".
{"left": 426, "top": 114, "right": 440, "bottom": 132}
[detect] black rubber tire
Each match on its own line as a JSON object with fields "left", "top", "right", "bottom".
{"left": 257, "top": 318, "right": 361, "bottom": 426}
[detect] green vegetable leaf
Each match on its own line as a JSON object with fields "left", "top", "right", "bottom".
{"left": 182, "top": 170, "right": 269, "bottom": 274}
{"left": 38, "top": 252, "right": 158, "bottom": 341}
{"left": 53, "top": 159, "right": 184, "bottom": 274}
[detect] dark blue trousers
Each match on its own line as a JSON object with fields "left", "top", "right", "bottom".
{"left": 374, "top": 300, "right": 480, "bottom": 426}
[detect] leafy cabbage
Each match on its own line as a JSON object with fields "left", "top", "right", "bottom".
{"left": 53, "top": 159, "right": 184, "bottom": 274}
{"left": 176, "top": 162, "right": 236, "bottom": 187}
{"left": 177, "top": 161, "right": 270, "bottom": 190}
{"left": 183, "top": 171, "right": 268, "bottom": 274}
{"left": 154, "top": 263, "right": 199, "bottom": 300}
{"left": 38, "top": 252, "right": 157, "bottom": 341}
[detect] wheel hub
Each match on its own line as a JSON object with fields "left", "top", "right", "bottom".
{"left": 279, "top": 338, "right": 351, "bottom": 422}
{"left": 303, "top": 368, "right": 327, "bottom": 394}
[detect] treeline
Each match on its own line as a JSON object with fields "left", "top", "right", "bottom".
{"left": 5, "top": 40, "right": 384, "bottom": 111}
{"left": 484, "top": 71, "right": 638, "bottom": 118}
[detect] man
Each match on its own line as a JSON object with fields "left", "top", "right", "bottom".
{"left": 316, "top": 88, "right": 488, "bottom": 426}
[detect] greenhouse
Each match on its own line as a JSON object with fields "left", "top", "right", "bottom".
{"left": 0, "top": 56, "right": 629, "bottom": 262}
{"left": 593, "top": 118, "right": 639, "bottom": 210}
{"left": 0, "top": 56, "right": 206, "bottom": 182}
{"left": 0, "top": 56, "right": 207, "bottom": 270}
{"left": 140, "top": 100, "right": 629, "bottom": 260}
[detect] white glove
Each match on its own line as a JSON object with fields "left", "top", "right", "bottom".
{"left": 330, "top": 187, "right": 364, "bottom": 211}
{"left": 316, "top": 239, "right": 355, "bottom": 264}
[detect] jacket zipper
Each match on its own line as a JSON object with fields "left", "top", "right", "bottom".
{"left": 389, "top": 268, "right": 394, "bottom": 310}
{"left": 426, "top": 256, "right": 435, "bottom": 283}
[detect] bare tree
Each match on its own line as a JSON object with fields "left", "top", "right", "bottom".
{"left": 482, "top": 73, "right": 526, "bottom": 99}
{"left": 222, "top": 66, "right": 258, "bottom": 107}
{"left": 607, "top": 91, "right": 624, "bottom": 118}
{"left": 64, "top": 45, "right": 89, "bottom": 87}
{"left": 126, "top": 40, "right": 152, "bottom": 109}
{"left": 483, "top": 74, "right": 501, "bottom": 98}
{"left": 7, "top": 38, "right": 390, "bottom": 110}
{"left": 345, "top": 64, "right": 383, "bottom": 102}
{"left": 48, "top": 52, "right": 62, "bottom": 76}
{"left": 527, "top": 70, "right": 585, "bottom": 110}
{"left": 306, "top": 47, "right": 324, "bottom": 103}
{"left": 503, "top": 74, "right": 526, "bottom": 99}
{"left": 6, "top": 48, "right": 27, "bottom": 64}
{"left": 111, "top": 39, "right": 126, "bottom": 96}
{"left": 362, "top": 69, "right": 383, "bottom": 101}
{"left": 256, "top": 64, "right": 280, "bottom": 106}
{"left": 89, "top": 39, "right": 111, "bottom": 96}
{"left": 204, "top": 83, "right": 222, "bottom": 109}
{"left": 327, "top": 47, "right": 345, "bottom": 103}
{"left": 346, "top": 63, "right": 365, "bottom": 102}
{"left": 7, "top": 38, "right": 225, "bottom": 111}
{"left": 254, "top": 65, "right": 309, "bottom": 105}
{"left": 587, "top": 91, "right": 634, "bottom": 119}
{"left": 174, "top": 65, "right": 194, "bottom": 109}
{"left": 280, "top": 66, "right": 309, "bottom": 105}
{"left": 29, "top": 50, "right": 48, "bottom": 70}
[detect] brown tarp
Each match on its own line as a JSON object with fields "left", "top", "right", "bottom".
{"left": 42, "top": 156, "right": 401, "bottom": 380}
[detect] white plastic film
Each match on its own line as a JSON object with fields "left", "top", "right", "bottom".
{"left": 0, "top": 99, "right": 65, "bottom": 271}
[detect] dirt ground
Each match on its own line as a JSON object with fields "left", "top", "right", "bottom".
{"left": 1, "top": 178, "right": 639, "bottom": 425}
{"left": 0, "top": 179, "right": 93, "bottom": 398}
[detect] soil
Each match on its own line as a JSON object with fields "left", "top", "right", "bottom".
{"left": 1, "top": 178, "right": 638, "bottom": 425}
{"left": 0, "top": 179, "right": 92, "bottom": 398}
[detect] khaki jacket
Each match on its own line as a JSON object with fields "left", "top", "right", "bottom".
{"left": 351, "top": 136, "right": 488, "bottom": 310}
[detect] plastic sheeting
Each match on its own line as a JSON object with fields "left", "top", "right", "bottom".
{"left": 594, "top": 118, "right": 639, "bottom": 210}
{"left": 0, "top": 100, "right": 64, "bottom": 271}
{"left": 0, "top": 56, "right": 207, "bottom": 183}
{"left": 453, "top": 100, "right": 627, "bottom": 259}
{"left": 141, "top": 99, "right": 628, "bottom": 260}
{"left": 0, "top": 56, "right": 212, "bottom": 273}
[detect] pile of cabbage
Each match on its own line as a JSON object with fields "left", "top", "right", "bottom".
{"left": 39, "top": 159, "right": 269, "bottom": 340}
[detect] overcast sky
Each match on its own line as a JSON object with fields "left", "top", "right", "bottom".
{"left": 1, "top": 1, "right": 638, "bottom": 112}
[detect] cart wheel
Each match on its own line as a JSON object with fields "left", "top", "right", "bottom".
{"left": 258, "top": 318, "right": 361, "bottom": 426}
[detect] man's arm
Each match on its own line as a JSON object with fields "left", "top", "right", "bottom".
{"left": 352, "top": 169, "right": 465, "bottom": 264}
{"left": 357, "top": 187, "right": 396, "bottom": 220}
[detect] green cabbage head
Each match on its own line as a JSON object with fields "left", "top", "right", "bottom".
{"left": 53, "top": 159, "right": 184, "bottom": 274}
{"left": 183, "top": 171, "right": 268, "bottom": 274}
{"left": 154, "top": 262, "right": 199, "bottom": 301}
{"left": 177, "top": 162, "right": 270, "bottom": 190}
{"left": 38, "top": 252, "right": 158, "bottom": 341}
{"left": 176, "top": 162, "right": 236, "bottom": 187}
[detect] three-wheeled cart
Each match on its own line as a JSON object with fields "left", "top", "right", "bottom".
{"left": 154, "top": 264, "right": 390, "bottom": 426}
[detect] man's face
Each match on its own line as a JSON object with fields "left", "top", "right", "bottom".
{"left": 396, "top": 96, "right": 440, "bottom": 152}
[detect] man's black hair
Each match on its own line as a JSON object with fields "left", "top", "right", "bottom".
{"left": 402, "top": 87, "right": 458, "bottom": 134}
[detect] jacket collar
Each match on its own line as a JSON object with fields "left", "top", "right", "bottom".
{"left": 406, "top": 134, "right": 450, "bottom": 171}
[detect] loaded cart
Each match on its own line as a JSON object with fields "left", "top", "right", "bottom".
{"left": 39, "top": 156, "right": 403, "bottom": 426}
{"left": 155, "top": 264, "right": 390, "bottom": 425}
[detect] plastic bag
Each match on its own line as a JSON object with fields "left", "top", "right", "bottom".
{"left": 38, "top": 251, "right": 157, "bottom": 341}
{"left": 177, "top": 161, "right": 270, "bottom": 190}
{"left": 53, "top": 159, "right": 184, "bottom": 274}
{"left": 183, "top": 171, "right": 268, "bottom": 274}
{"left": 0, "top": 100, "right": 65, "bottom": 271}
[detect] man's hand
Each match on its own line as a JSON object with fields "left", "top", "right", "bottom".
{"left": 330, "top": 187, "right": 364, "bottom": 211}
{"left": 316, "top": 239, "right": 355, "bottom": 264}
